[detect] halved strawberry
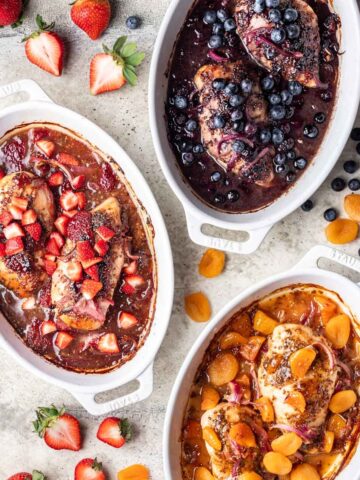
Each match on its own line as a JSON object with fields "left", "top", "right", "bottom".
{"left": 94, "top": 239, "right": 108, "bottom": 256}
{"left": 22, "top": 209, "right": 38, "bottom": 225}
{"left": 24, "top": 223, "right": 42, "bottom": 241}
{"left": 121, "top": 281, "right": 135, "bottom": 296}
{"left": 0, "top": 243, "right": 5, "bottom": 257}
{"left": 44, "top": 259, "right": 57, "bottom": 276}
{"left": 77, "top": 240, "right": 95, "bottom": 261}
{"left": 46, "top": 238, "right": 60, "bottom": 256}
{"left": 81, "top": 279, "right": 103, "bottom": 300}
{"left": 36, "top": 140, "right": 55, "bottom": 157}
{"left": 76, "top": 192, "right": 86, "bottom": 210}
{"left": 12, "top": 196, "right": 28, "bottom": 211}
{"left": 123, "top": 260, "right": 137, "bottom": 275}
{"left": 55, "top": 332, "right": 74, "bottom": 350}
{"left": 33, "top": 405, "right": 81, "bottom": 451}
{"left": 71, "top": 0, "right": 111, "bottom": 40}
{"left": 60, "top": 191, "right": 78, "bottom": 211}
{"left": 4, "top": 222, "right": 25, "bottom": 240}
{"left": 96, "top": 225, "right": 115, "bottom": 241}
{"left": 7, "top": 472, "right": 45, "bottom": 480}
{"left": 57, "top": 152, "right": 79, "bottom": 166}
{"left": 50, "top": 232, "right": 64, "bottom": 249}
{"left": 97, "top": 333, "right": 119, "bottom": 353}
{"left": 24, "top": 16, "right": 64, "bottom": 77}
{"left": 48, "top": 171, "right": 64, "bottom": 187}
{"left": 54, "top": 215, "right": 69, "bottom": 235}
{"left": 22, "top": 297, "right": 36, "bottom": 310}
{"left": 72, "top": 175, "right": 85, "bottom": 190}
{"left": 117, "top": 312, "right": 139, "bottom": 330}
{"left": 41, "top": 320, "right": 57, "bottom": 336}
{"left": 63, "top": 260, "right": 83, "bottom": 282}
{"left": 81, "top": 257, "right": 103, "bottom": 269}
{"left": 0, "top": 210, "right": 13, "bottom": 226}
{"left": 8, "top": 205, "right": 23, "bottom": 220}
{"left": 74, "top": 458, "right": 105, "bottom": 480}
{"left": 97, "top": 417, "right": 132, "bottom": 448}
{"left": 85, "top": 265, "right": 99, "bottom": 281}
{"left": 5, "top": 237, "right": 24, "bottom": 256}
{"left": 125, "top": 274, "right": 144, "bottom": 289}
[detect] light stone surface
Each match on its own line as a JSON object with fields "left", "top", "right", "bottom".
{"left": 0, "top": 0, "right": 360, "bottom": 478}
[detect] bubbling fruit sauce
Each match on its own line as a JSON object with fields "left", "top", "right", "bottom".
{"left": 0, "top": 123, "right": 156, "bottom": 373}
{"left": 166, "top": 0, "right": 340, "bottom": 213}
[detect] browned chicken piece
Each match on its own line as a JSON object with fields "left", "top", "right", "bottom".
{"left": 194, "top": 61, "right": 275, "bottom": 187}
{"left": 51, "top": 197, "right": 125, "bottom": 331}
{"left": 0, "top": 172, "right": 55, "bottom": 298}
{"left": 233, "top": 0, "right": 324, "bottom": 88}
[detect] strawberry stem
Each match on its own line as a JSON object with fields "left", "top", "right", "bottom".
{"left": 120, "top": 418, "right": 132, "bottom": 441}
{"left": 33, "top": 405, "right": 65, "bottom": 437}
{"left": 23, "top": 15, "right": 56, "bottom": 42}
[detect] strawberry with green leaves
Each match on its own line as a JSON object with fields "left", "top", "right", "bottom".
{"left": 90, "top": 36, "right": 145, "bottom": 95}
{"left": 74, "top": 458, "right": 106, "bottom": 480}
{"left": 97, "top": 417, "right": 132, "bottom": 448}
{"left": 7, "top": 472, "right": 45, "bottom": 480}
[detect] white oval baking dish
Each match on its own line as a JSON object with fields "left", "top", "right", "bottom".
{"left": 0, "top": 79, "right": 174, "bottom": 416}
{"left": 149, "top": 0, "right": 360, "bottom": 254}
{"left": 164, "top": 245, "right": 360, "bottom": 479}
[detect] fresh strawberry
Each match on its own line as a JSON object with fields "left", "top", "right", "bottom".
{"left": 81, "top": 257, "right": 103, "bottom": 269}
{"left": 8, "top": 205, "right": 23, "bottom": 220}
{"left": 57, "top": 152, "right": 79, "bottom": 166}
{"left": 121, "top": 281, "right": 135, "bottom": 296}
{"left": 55, "top": 332, "right": 74, "bottom": 350}
{"left": 22, "top": 297, "right": 36, "bottom": 310}
{"left": 118, "top": 312, "right": 139, "bottom": 330}
{"left": 76, "top": 192, "right": 86, "bottom": 210}
{"left": 96, "top": 225, "right": 115, "bottom": 241}
{"left": 71, "top": 0, "right": 110, "bottom": 40}
{"left": 72, "top": 175, "right": 85, "bottom": 190}
{"left": 97, "top": 333, "right": 119, "bottom": 354}
{"left": 24, "top": 16, "right": 64, "bottom": 77}
{"left": 7, "top": 471, "right": 45, "bottom": 480}
{"left": 44, "top": 254, "right": 56, "bottom": 262}
{"left": 24, "top": 223, "right": 42, "bottom": 241}
{"left": 81, "top": 279, "right": 103, "bottom": 300}
{"left": 123, "top": 260, "right": 137, "bottom": 275}
{"left": 125, "top": 274, "right": 144, "bottom": 289}
{"left": 63, "top": 209, "right": 78, "bottom": 218}
{"left": 0, "top": 210, "right": 13, "bottom": 226}
{"left": 74, "top": 458, "right": 106, "bottom": 480}
{"left": 48, "top": 171, "right": 64, "bottom": 187}
{"left": 54, "top": 215, "right": 69, "bottom": 236}
{"left": 85, "top": 265, "right": 99, "bottom": 281}
{"left": 94, "top": 239, "right": 108, "bottom": 256}
{"left": 22, "top": 209, "right": 38, "bottom": 225}
{"left": 44, "top": 259, "right": 57, "bottom": 276}
{"left": 60, "top": 190, "right": 79, "bottom": 211}
{"left": 5, "top": 237, "right": 24, "bottom": 256}
{"left": 90, "top": 36, "right": 145, "bottom": 95}
{"left": 4, "top": 222, "right": 25, "bottom": 240}
{"left": 97, "top": 417, "right": 132, "bottom": 448}
{"left": 77, "top": 240, "right": 95, "bottom": 260}
{"left": 36, "top": 140, "right": 55, "bottom": 157}
{"left": 33, "top": 405, "right": 81, "bottom": 451}
{"left": 0, "top": 0, "right": 22, "bottom": 27}
{"left": 12, "top": 196, "right": 28, "bottom": 211}
{"left": 0, "top": 243, "right": 5, "bottom": 257}
{"left": 68, "top": 212, "right": 93, "bottom": 241}
{"left": 41, "top": 320, "right": 57, "bottom": 336}
{"left": 50, "top": 232, "right": 64, "bottom": 249}
{"left": 46, "top": 237, "right": 61, "bottom": 256}
{"left": 63, "top": 260, "right": 83, "bottom": 282}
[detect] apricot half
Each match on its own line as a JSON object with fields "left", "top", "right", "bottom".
{"left": 329, "top": 390, "right": 357, "bottom": 413}
{"left": 199, "top": 248, "right": 225, "bottom": 278}
{"left": 327, "top": 414, "right": 347, "bottom": 439}
{"left": 255, "top": 396, "right": 275, "bottom": 423}
{"left": 263, "top": 452, "right": 292, "bottom": 475}
{"left": 325, "top": 218, "right": 358, "bottom": 244}
{"left": 220, "top": 331, "right": 248, "bottom": 349}
{"left": 313, "top": 295, "right": 338, "bottom": 325}
{"left": 289, "top": 347, "right": 316, "bottom": 379}
{"left": 229, "top": 422, "right": 257, "bottom": 448}
{"left": 271, "top": 432, "right": 302, "bottom": 456}
{"left": 344, "top": 193, "right": 360, "bottom": 221}
{"left": 208, "top": 353, "right": 239, "bottom": 386}
{"left": 290, "top": 463, "right": 320, "bottom": 480}
{"left": 185, "top": 292, "right": 211, "bottom": 322}
{"left": 202, "top": 426, "right": 222, "bottom": 451}
{"left": 194, "top": 467, "right": 215, "bottom": 480}
{"left": 201, "top": 385, "right": 220, "bottom": 411}
{"left": 325, "top": 314, "right": 350, "bottom": 349}
{"left": 323, "top": 431, "right": 335, "bottom": 453}
{"left": 238, "top": 473, "right": 263, "bottom": 480}
{"left": 117, "top": 464, "right": 150, "bottom": 480}
{"left": 240, "top": 336, "right": 266, "bottom": 362}
{"left": 285, "top": 391, "right": 306, "bottom": 413}
{"left": 253, "top": 310, "right": 279, "bottom": 335}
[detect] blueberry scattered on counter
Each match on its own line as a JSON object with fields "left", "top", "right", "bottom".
{"left": 343, "top": 160, "right": 358, "bottom": 174}
{"left": 303, "top": 124, "right": 319, "bottom": 139}
{"left": 301, "top": 199, "right": 314, "bottom": 212}
{"left": 348, "top": 178, "right": 360, "bottom": 191}
{"left": 210, "top": 171, "right": 222, "bottom": 182}
{"left": 324, "top": 208, "right": 337, "bottom": 222}
{"left": 227, "top": 190, "right": 240, "bottom": 202}
{"left": 314, "top": 112, "right": 326, "bottom": 124}
{"left": 181, "top": 152, "right": 194, "bottom": 166}
{"left": 203, "top": 10, "right": 217, "bottom": 24}
{"left": 185, "top": 119, "right": 198, "bottom": 132}
{"left": 208, "top": 34, "right": 223, "bottom": 48}
{"left": 126, "top": 15, "right": 141, "bottom": 29}
{"left": 174, "top": 95, "right": 188, "bottom": 110}
{"left": 331, "top": 177, "right": 346, "bottom": 192}
{"left": 350, "top": 128, "right": 360, "bottom": 141}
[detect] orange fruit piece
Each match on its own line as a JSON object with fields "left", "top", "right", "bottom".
{"left": 325, "top": 218, "right": 358, "bottom": 244}
{"left": 185, "top": 292, "right": 211, "bottom": 322}
{"left": 229, "top": 422, "right": 257, "bottom": 448}
{"left": 201, "top": 385, "right": 220, "bottom": 410}
{"left": 199, "top": 248, "right": 225, "bottom": 278}
{"left": 344, "top": 193, "right": 360, "bottom": 221}
{"left": 117, "top": 464, "right": 150, "bottom": 480}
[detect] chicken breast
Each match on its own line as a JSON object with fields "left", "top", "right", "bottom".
{"left": 258, "top": 324, "right": 338, "bottom": 432}
{"left": 233, "top": 0, "right": 323, "bottom": 87}
{"left": 194, "top": 61, "right": 275, "bottom": 187}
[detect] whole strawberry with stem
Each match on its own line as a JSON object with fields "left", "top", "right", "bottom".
{"left": 0, "top": 0, "right": 22, "bottom": 27}
{"left": 33, "top": 404, "right": 81, "bottom": 451}
{"left": 90, "top": 36, "right": 145, "bottom": 95}
{"left": 8, "top": 472, "right": 45, "bottom": 480}
{"left": 74, "top": 458, "right": 106, "bottom": 480}
{"left": 71, "top": 0, "right": 110, "bottom": 40}
{"left": 23, "top": 15, "right": 64, "bottom": 77}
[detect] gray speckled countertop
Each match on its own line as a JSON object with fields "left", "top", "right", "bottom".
{"left": 0, "top": 0, "right": 360, "bottom": 478}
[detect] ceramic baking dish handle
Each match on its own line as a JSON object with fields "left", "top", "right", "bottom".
{"left": 0, "top": 79, "right": 52, "bottom": 103}
{"left": 71, "top": 363, "right": 154, "bottom": 416}
{"left": 185, "top": 211, "right": 272, "bottom": 254}
{"left": 295, "top": 245, "right": 360, "bottom": 274}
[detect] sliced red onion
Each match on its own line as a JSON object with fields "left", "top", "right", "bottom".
{"left": 249, "top": 364, "right": 260, "bottom": 400}
{"left": 230, "top": 439, "right": 243, "bottom": 457}
{"left": 256, "top": 35, "right": 304, "bottom": 59}
{"left": 244, "top": 26, "right": 273, "bottom": 40}
{"left": 217, "top": 134, "right": 254, "bottom": 154}
{"left": 293, "top": 451, "right": 304, "bottom": 462}
{"left": 208, "top": 49, "right": 229, "bottom": 63}
{"left": 271, "top": 424, "right": 317, "bottom": 443}
{"left": 312, "top": 341, "right": 335, "bottom": 370}
{"left": 249, "top": 421, "right": 271, "bottom": 452}
{"left": 227, "top": 153, "right": 238, "bottom": 172}
{"left": 336, "top": 359, "right": 352, "bottom": 379}
{"left": 231, "top": 459, "right": 241, "bottom": 477}
{"left": 300, "top": 301, "right": 316, "bottom": 325}
{"left": 225, "top": 380, "right": 242, "bottom": 404}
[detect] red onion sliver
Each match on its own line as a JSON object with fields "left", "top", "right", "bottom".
{"left": 249, "top": 364, "right": 260, "bottom": 400}
{"left": 271, "top": 423, "right": 316, "bottom": 443}
{"left": 312, "top": 341, "right": 335, "bottom": 370}
{"left": 336, "top": 359, "right": 352, "bottom": 379}
{"left": 208, "top": 49, "right": 229, "bottom": 63}
{"left": 256, "top": 35, "right": 304, "bottom": 59}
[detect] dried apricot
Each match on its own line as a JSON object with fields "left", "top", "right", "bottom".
{"left": 184, "top": 420, "right": 202, "bottom": 439}
{"left": 344, "top": 193, "right": 360, "bottom": 221}
{"left": 194, "top": 467, "right": 215, "bottom": 480}
{"left": 271, "top": 432, "right": 302, "bottom": 456}
{"left": 263, "top": 452, "right": 292, "bottom": 475}
{"left": 220, "top": 331, "right": 248, "bottom": 350}
{"left": 289, "top": 347, "right": 316, "bottom": 379}
{"left": 185, "top": 292, "right": 211, "bottom": 322}
{"left": 290, "top": 463, "right": 320, "bottom": 480}
{"left": 229, "top": 422, "right": 257, "bottom": 448}
{"left": 327, "top": 414, "right": 347, "bottom": 439}
{"left": 325, "top": 314, "right": 350, "bottom": 349}
{"left": 237, "top": 374, "right": 251, "bottom": 402}
{"left": 325, "top": 218, "right": 358, "bottom": 244}
{"left": 201, "top": 385, "right": 220, "bottom": 411}
{"left": 304, "top": 454, "right": 339, "bottom": 478}
{"left": 240, "top": 336, "right": 266, "bottom": 362}
{"left": 231, "top": 311, "right": 253, "bottom": 337}
{"left": 238, "top": 473, "right": 263, "bottom": 480}
{"left": 329, "top": 390, "right": 357, "bottom": 413}
{"left": 323, "top": 431, "right": 334, "bottom": 453}
{"left": 313, "top": 295, "right": 338, "bottom": 325}
{"left": 208, "top": 353, "right": 239, "bottom": 386}
{"left": 255, "top": 397, "right": 275, "bottom": 422}
{"left": 285, "top": 391, "right": 306, "bottom": 413}
{"left": 253, "top": 310, "right": 279, "bottom": 335}
{"left": 117, "top": 464, "right": 150, "bottom": 480}
{"left": 202, "top": 426, "right": 222, "bottom": 451}
{"left": 199, "top": 248, "right": 225, "bottom": 278}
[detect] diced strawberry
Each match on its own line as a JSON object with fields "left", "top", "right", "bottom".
{"left": 48, "top": 171, "right": 64, "bottom": 186}
{"left": 97, "top": 417, "right": 132, "bottom": 449}
{"left": 44, "top": 259, "right": 57, "bottom": 276}
{"left": 64, "top": 260, "right": 83, "bottom": 282}
{"left": 60, "top": 190, "right": 78, "bottom": 211}
{"left": 81, "top": 257, "right": 103, "bottom": 269}
{"left": 121, "top": 282, "right": 135, "bottom": 295}
{"left": 0, "top": 210, "right": 13, "bottom": 226}
{"left": 123, "top": 260, "right": 137, "bottom": 275}
{"left": 44, "top": 253, "right": 57, "bottom": 262}
{"left": 97, "top": 333, "right": 119, "bottom": 353}
{"left": 0, "top": 169, "right": 5, "bottom": 180}
{"left": 21, "top": 209, "right": 38, "bottom": 225}
{"left": 36, "top": 139, "right": 55, "bottom": 157}
{"left": 85, "top": 265, "right": 99, "bottom": 281}
{"left": 55, "top": 332, "right": 74, "bottom": 350}
{"left": 81, "top": 279, "right": 103, "bottom": 300}
{"left": 50, "top": 231, "right": 64, "bottom": 249}
{"left": 94, "top": 239, "right": 108, "bottom": 256}
{"left": 117, "top": 312, "right": 139, "bottom": 330}
{"left": 41, "top": 320, "right": 57, "bottom": 335}
{"left": 24, "top": 222, "right": 42, "bottom": 241}
{"left": 8, "top": 205, "right": 23, "bottom": 220}
{"left": 67, "top": 212, "right": 93, "bottom": 241}
{"left": 5, "top": 237, "right": 24, "bottom": 256}
{"left": 0, "top": 243, "right": 5, "bottom": 257}
{"left": 96, "top": 225, "right": 115, "bottom": 241}
{"left": 22, "top": 297, "right": 36, "bottom": 310}
{"left": 125, "top": 274, "right": 144, "bottom": 289}
{"left": 76, "top": 192, "right": 86, "bottom": 210}
{"left": 12, "top": 196, "right": 28, "bottom": 211}
{"left": 58, "top": 152, "right": 79, "bottom": 166}
{"left": 72, "top": 175, "right": 85, "bottom": 190}
{"left": 46, "top": 238, "right": 61, "bottom": 256}
{"left": 63, "top": 209, "right": 78, "bottom": 218}
{"left": 4, "top": 222, "right": 25, "bottom": 240}
{"left": 38, "top": 283, "right": 52, "bottom": 308}
{"left": 54, "top": 215, "right": 70, "bottom": 235}
{"left": 76, "top": 240, "right": 95, "bottom": 260}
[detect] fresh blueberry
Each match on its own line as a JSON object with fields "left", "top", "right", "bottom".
{"left": 269, "top": 93, "right": 281, "bottom": 105}
{"left": 303, "top": 124, "right": 319, "bottom": 139}
{"left": 185, "top": 119, "right": 198, "bottom": 132}
{"left": 203, "top": 10, "right": 217, "bottom": 24}
{"left": 271, "top": 28, "right": 286, "bottom": 44}
{"left": 227, "top": 190, "right": 240, "bottom": 202}
{"left": 286, "top": 149, "right": 296, "bottom": 161}
{"left": 217, "top": 8, "right": 229, "bottom": 22}
{"left": 350, "top": 128, "right": 360, "bottom": 141}
{"left": 265, "top": 0, "right": 280, "bottom": 7}
{"left": 286, "top": 24, "right": 300, "bottom": 40}
{"left": 229, "top": 94, "right": 245, "bottom": 107}
{"left": 275, "top": 164, "right": 289, "bottom": 174}
{"left": 214, "top": 193, "right": 226, "bottom": 204}
{"left": 126, "top": 15, "right": 141, "bottom": 29}
{"left": 331, "top": 177, "right": 346, "bottom": 192}
{"left": 343, "top": 160, "right": 358, "bottom": 174}
{"left": 193, "top": 143, "right": 204, "bottom": 154}
{"left": 286, "top": 106, "right": 295, "bottom": 119}
{"left": 224, "top": 18, "right": 236, "bottom": 31}
{"left": 324, "top": 208, "right": 337, "bottom": 222}
{"left": 314, "top": 112, "right": 326, "bottom": 124}
{"left": 268, "top": 8, "right": 281, "bottom": 23}
{"left": 212, "top": 78, "right": 226, "bottom": 90}
{"left": 283, "top": 7, "right": 299, "bottom": 23}
{"left": 273, "top": 153, "right": 286, "bottom": 165}
{"left": 224, "top": 82, "right": 239, "bottom": 95}
{"left": 210, "top": 171, "right": 222, "bottom": 182}
{"left": 259, "top": 128, "right": 272, "bottom": 144}
{"left": 232, "top": 121, "right": 245, "bottom": 132}
{"left": 349, "top": 178, "right": 360, "bottom": 191}
{"left": 280, "top": 90, "right": 293, "bottom": 105}
{"left": 272, "top": 128, "right": 285, "bottom": 144}
{"left": 281, "top": 137, "right": 295, "bottom": 151}
{"left": 301, "top": 199, "right": 314, "bottom": 212}
{"left": 213, "top": 22, "right": 224, "bottom": 34}
{"left": 179, "top": 141, "right": 193, "bottom": 153}
{"left": 181, "top": 152, "right": 194, "bottom": 166}
{"left": 213, "top": 114, "right": 226, "bottom": 129}
{"left": 174, "top": 95, "right": 188, "bottom": 109}
{"left": 231, "top": 109, "right": 243, "bottom": 121}
{"left": 232, "top": 140, "right": 246, "bottom": 153}
{"left": 208, "top": 34, "right": 223, "bottom": 48}
{"left": 288, "top": 81, "right": 302, "bottom": 96}
{"left": 321, "top": 90, "right": 333, "bottom": 102}
{"left": 286, "top": 171, "right": 296, "bottom": 182}
{"left": 261, "top": 76, "right": 275, "bottom": 91}
{"left": 265, "top": 46, "right": 277, "bottom": 59}
{"left": 253, "top": 0, "right": 265, "bottom": 13}
{"left": 270, "top": 105, "right": 286, "bottom": 120}
{"left": 294, "top": 157, "right": 307, "bottom": 170}
{"left": 241, "top": 78, "right": 253, "bottom": 94}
